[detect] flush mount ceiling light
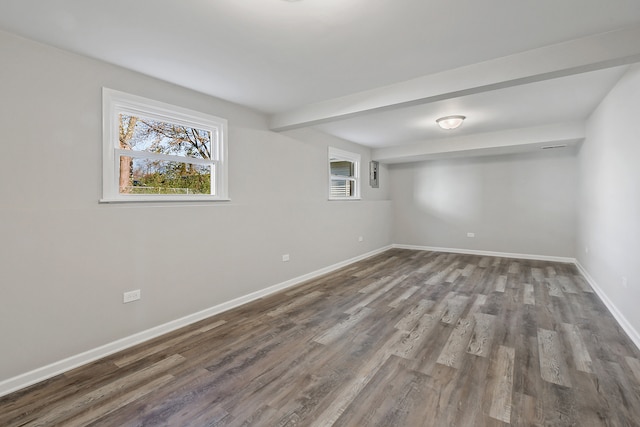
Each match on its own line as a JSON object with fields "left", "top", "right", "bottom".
{"left": 436, "top": 115, "right": 466, "bottom": 130}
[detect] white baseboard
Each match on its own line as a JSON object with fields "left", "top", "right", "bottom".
{"left": 574, "top": 262, "right": 640, "bottom": 351}
{"left": 4, "top": 244, "right": 637, "bottom": 398}
{"left": 397, "top": 245, "right": 640, "bottom": 351}
{"left": 392, "top": 244, "right": 576, "bottom": 264}
{"left": 0, "top": 245, "right": 392, "bottom": 398}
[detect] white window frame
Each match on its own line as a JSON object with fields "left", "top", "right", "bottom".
{"left": 101, "top": 88, "right": 229, "bottom": 203}
{"left": 328, "top": 147, "right": 361, "bottom": 200}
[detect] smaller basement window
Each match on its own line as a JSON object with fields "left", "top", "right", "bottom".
{"left": 101, "top": 88, "right": 228, "bottom": 203}
{"left": 328, "top": 147, "right": 361, "bottom": 200}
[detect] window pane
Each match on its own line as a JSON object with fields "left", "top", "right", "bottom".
{"left": 330, "top": 179, "right": 355, "bottom": 198}
{"left": 119, "top": 114, "right": 212, "bottom": 160}
{"left": 119, "top": 156, "right": 211, "bottom": 195}
{"left": 330, "top": 160, "right": 354, "bottom": 177}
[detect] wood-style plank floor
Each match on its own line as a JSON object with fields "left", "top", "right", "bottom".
{"left": 2, "top": 249, "right": 640, "bottom": 426}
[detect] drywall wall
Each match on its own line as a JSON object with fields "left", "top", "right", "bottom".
{"left": 577, "top": 64, "right": 640, "bottom": 342}
{"left": 389, "top": 150, "right": 578, "bottom": 257}
{"left": 0, "top": 30, "right": 392, "bottom": 385}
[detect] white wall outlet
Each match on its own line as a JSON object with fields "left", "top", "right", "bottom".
{"left": 622, "top": 276, "right": 628, "bottom": 288}
{"left": 467, "top": 232, "right": 475, "bottom": 238}
{"left": 585, "top": 246, "right": 589, "bottom": 254}
{"left": 358, "top": 236, "right": 364, "bottom": 242}
{"left": 123, "top": 289, "right": 141, "bottom": 304}
{"left": 282, "top": 254, "right": 290, "bottom": 262}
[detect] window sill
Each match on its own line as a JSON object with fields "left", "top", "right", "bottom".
{"left": 328, "top": 197, "right": 362, "bottom": 201}
{"left": 100, "top": 196, "right": 231, "bottom": 204}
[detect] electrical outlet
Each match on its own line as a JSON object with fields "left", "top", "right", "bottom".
{"left": 282, "top": 254, "right": 290, "bottom": 262}
{"left": 585, "top": 246, "right": 589, "bottom": 254}
{"left": 123, "top": 289, "right": 141, "bottom": 303}
{"left": 622, "top": 276, "right": 628, "bottom": 288}
{"left": 467, "top": 232, "right": 475, "bottom": 238}
{"left": 358, "top": 236, "right": 364, "bottom": 242}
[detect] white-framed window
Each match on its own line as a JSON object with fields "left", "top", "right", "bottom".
{"left": 101, "top": 88, "right": 228, "bottom": 203}
{"left": 328, "top": 147, "right": 361, "bottom": 200}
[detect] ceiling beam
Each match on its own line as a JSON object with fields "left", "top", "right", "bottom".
{"left": 269, "top": 26, "right": 640, "bottom": 132}
{"left": 372, "top": 122, "right": 586, "bottom": 164}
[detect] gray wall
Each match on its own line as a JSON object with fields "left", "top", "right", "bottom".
{"left": 389, "top": 151, "right": 578, "bottom": 257}
{"left": 577, "top": 64, "right": 640, "bottom": 338}
{"left": 0, "top": 31, "right": 392, "bottom": 382}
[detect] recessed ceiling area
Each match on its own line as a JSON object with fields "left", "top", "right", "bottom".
{"left": 1, "top": 0, "right": 639, "bottom": 162}
{"left": 311, "top": 66, "right": 628, "bottom": 148}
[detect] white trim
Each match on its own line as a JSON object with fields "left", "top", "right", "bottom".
{"left": 0, "top": 245, "right": 392, "bottom": 398}
{"left": 102, "top": 88, "right": 228, "bottom": 202}
{"left": 328, "top": 146, "right": 361, "bottom": 200}
{"left": 99, "top": 195, "right": 232, "bottom": 204}
{"left": 392, "top": 244, "right": 576, "bottom": 263}
{"left": 574, "top": 262, "right": 640, "bottom": 351}
{"left": 114, "top": 149, "right": 215, "bottom": 165}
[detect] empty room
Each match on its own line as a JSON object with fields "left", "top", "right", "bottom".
{"left": 1, "top": 1, "right": 640, "bottom": 425}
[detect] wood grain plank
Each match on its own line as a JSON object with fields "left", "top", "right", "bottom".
{"left": 488, "top": 345, "right": 515, "bottom": 423}
{"left": 461, "top": 263, "right": 476, "bottom": 277}
{"left": 344, "top": 275, "right": 405, "bottom": 314}
{"left": 425, "top": 261, "right": 459, "bottom": 285}
{"left": 545, "top": 278, "right": 564, "bottom": 298}
{"left": 531, "top": 267, "right": 545, "bottom": 282}
{"left": 523, "top": 283, "right": 535, "bottom": 305}
{"left": 313, "top": 307, "right": 372, "bottom": 345}
{"left": 537, "top": 328, "right": 572, "bottom": 387}
{"left": 508, "top": 262, "right": 520, "bottom": 274}
{"left": 266, "top": 290, "right": 323, "bottom": 317}
{"left": 445, "top": 268, "right": 462, "bottom": 283}
{"left": 21, "top": 354, "right": 184, "bottom": 426}
{"left": 358, "top": 276, "right": 392, "bottom": 294}
{"left": 437, "top": 316, "right": 475, "bottom": 368}
{"left": 556, "top": 276, "right": 579, "bottom": 294}
{"left": 467, "top": 294, "right": 488, "bottom": 316}
{"left": 561, "top": 323, "right": 593, "bottom": 373}
{"left": 573, "top": 274, "right": 594, "bottom": 293}
{"left": 308, "top": 333, "right": 406, "bottom": 427}
{"left": 440, "top": 294, "right": 470, "bottom": 324}
{"left": 351, "top": 256, "right": 398, "bottom": 278}
{"left": 467, "top": 313, "right": 496, "bottom": 357}
{"left": 62, "top": 374, "right": 176, "bottom": 427}
{"left": 478, "top": 257, "right": 491, "bottom": 268}
{"left": 624, "top": 356, "right": 640, "bottom": 383}
{"left": 331, "top": 356, "right": 434, "bottom": 427}
{"left": 394, "top": 299, "right": 434, "bottom": 332}
{"left": 510, "top": 392, "right": 537, "bottom": 427}
{"left": 387, "top": 285, "right": 419, "bottom": 308}
{"left": 391, "top": 312, "right": 440, "bottom": 360}
{"left": 114, "top": 320, "right": 226, "bottom": 367}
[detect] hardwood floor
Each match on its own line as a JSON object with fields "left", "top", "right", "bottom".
{"left": 2, "top": 249, "right": 640, "bottom": 426}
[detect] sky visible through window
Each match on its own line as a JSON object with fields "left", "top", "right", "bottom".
{"left": 120, "top": 114, "right": 212, "bottom": 159}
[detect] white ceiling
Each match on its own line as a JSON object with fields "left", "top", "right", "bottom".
{"left": 312, "top": 67, "right": 628, "bottom": 148}
{"left": 1, "top": 0, "right": 640, "bottom": 161}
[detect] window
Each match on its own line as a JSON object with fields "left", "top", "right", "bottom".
{"left": 328, "top": 147, "right": 360, "bottom": 200}
{"left": 101, "top": 88, "right": 228, "bottom": 202}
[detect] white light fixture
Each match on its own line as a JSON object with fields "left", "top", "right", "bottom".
{"left": 436, "top": 115, "right": 466, "bottom": 130}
